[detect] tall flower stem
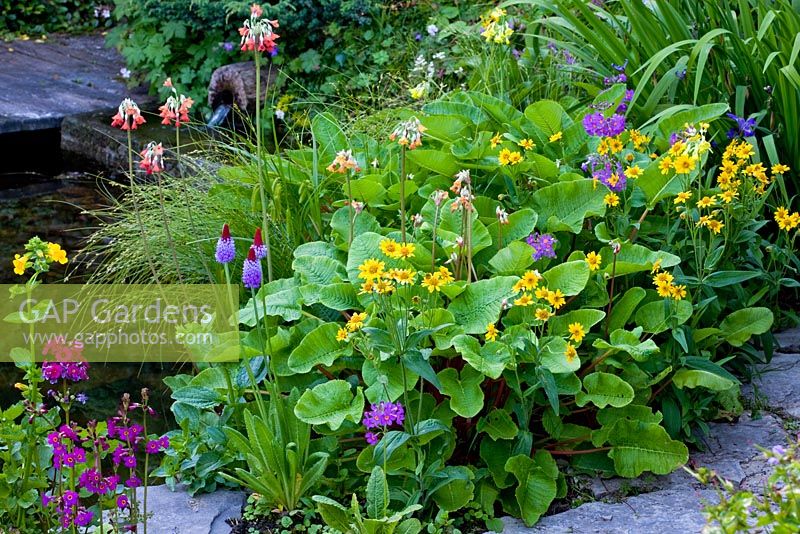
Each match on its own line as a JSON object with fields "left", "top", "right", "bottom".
{"left": 431, "top": 205, "right": 440, "bottom": 271}
{"left": 399, "top": 146, "right": 407, "bottom": 240}
{"left": 127, "top": 130, "right": 160, "bottom": 283}
{"left": 248, "top": 289, "right": 268, "bottom": 419}
{"left": 346, "top": 171, "right": 355, "bottom": 245}
{"left": 605, "top": 252, "right": 618, "bottom": 338}
{"left": 254, "top": 50, "right": 273, "bottom": 282}
{"left": 143, "top": 412, "right": 148, "bottom": 534}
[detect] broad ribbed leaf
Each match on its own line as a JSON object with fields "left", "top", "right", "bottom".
{"left": 366, "top": 466, "right": 388, "bottom": 519}
{"left": 292, "top": 255, "right": 347, "bottom": 286}
{"left": 543, "top": 260, "right": 591, "bottom": 296}
{"left": 598, "top": 243, "right": 681, "bottom": 277}
{"left": 607, "top": 420, "right": 689, "bottom": 477}
{"left": 719, "top": 307, "right": 773, "bottom": 347}
{"left": 504, "top": 455, "right": 557, "bottom": 526}
{"left": 288, "top": 323, "right": 353, "bottom": 373}
{"left": 593, "top": 328, "right": 660, "bottom": 361}
{"left": 635, "top": 299, "right": 693, "bottom": 334}
{"left": 438, "top": 366, "right": 484, "bottom": 418}
{"left": 477, "top": 409, "right": 519, "bottom": 440}
{"left": 576, "top": 372, "right": 634, "bottom": 408}
{"left": 447, "top": 276, "right": 518, "bottom": 334}
{"left": 548, "top": 309, "right": 606, "bottom": 337}
{"left": 672, "top": 369, "right": 735, "bottom": 391}
{"left": 294, "top": 380, "right": 364, "bottom": 430}
{"left": 453, "top": 335, "right": 512, "bottom": 379}
{"left": 488, "top": 241, "right": 534, "bottom": 275}
{"left": 530, "top": 180, "right": 607, "bottom": 233}
{"left": 319, "top": 283, "right": 360, "bottom": 311}
{"left": 539, "top": 337, "right": 581, "bottom": 374}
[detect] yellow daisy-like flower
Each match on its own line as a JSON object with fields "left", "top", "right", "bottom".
{"left": 651, "top": 259, "right": 662, "bottom": 273}
{"left": 585, "top": 251, "right": 602, "bottom": 272}
{"left": 668, "top": 140, "right": 686, "bottom": 157}
{"left": 12, "top": 253, "right": 28, "bottom": 276}
{"left": 604, "top": 192, "right": 620, "bottom": 207}
{"left": 485, "top": 323, "right": 499, "bottom": 342}
{"left": 670, "top": 284, "right": 687, "bottom": 301}
{"left": 534, "top": 286, "right": 549, "bottom": 300}
{"left": 607, "top": 174, "right": 621, "bottom": 189}
{"left": 499, "top": 148, "right": 523, "bottom": 166}
{"left": 674, "top": 191, "right": 692, "bottom": 205}
{"left": 624, "top": 165, "right": 643, "bottom": 179}
{"left": 771, "top": 163, "right": 790, "bottom": 175}
{"left": 520, "top": 270, "right": 542, "bottom": 290}
{"left": 358, "top": 258, "right": 385, "bottom": 281}
{"left": 375, "top": 279, "right": 395, "bottom": 294}
{"left": 655, "top": 281, "right": 673, "bottom": 298}
{"left": 347, "top": 312, "right": 367, "bottom": 332}
{"left": 389, "top": 268, "right": 416, "bottom": 285}
{"left": 653, "top": 271, "right": 674, "bottom": 285}
{"left": 565, "top": 343, "right": 577, "bottom": 363}
{"left": 359, "top": 280, "right": 376, "bottom": 294}
{"left": 659, "top": 156, "right": 674, "bottom": 175}
{"left": 512, "top": 279, "right": 527, "bottom": 293}
{"left": 549, "top": 131, "right": 563, "bottom": 143}
{"left": 650, "top": 152, "right": 659, "bottom": 159}
{"left": 397, "top": 242, "right": 416, "bottom": 259}
{"left": 490, "top": 133, "right": 503, "bottom": 148}
{"left": 421, "top": 272, "right": 445, "bottom": 293}
{"left": 380, "top": 239, "right": 400, "bottom": 258}
{"left": 673, "top": 155, "right": 697, "bottom": 174}
{"left": 547, "top": 289, "right": 566, "bottom": 309}
{"left": 535, "top": 308, "right": 552, "bottom": 322}
{"left": 336, "top": 327, "right": 349, "bottom": 342}
{"left": 437, "top": 266, "right": 455, "bottom": 284}
{"left": 47, "top": 243, "right": 68, "bottom": 265}
{"left": 706, "top": 219, "right": 724, "bottom": 234}
{"left": 608, "top": 137, "right": 623, "bottom": 154}
{"left": 720, "top": 189, "right": 738, "bottom": 204}
{"left": 518, "top": 138, "right": 535, "bottom": 151}
{"left": 697, "top": 195, "right": 717, "bottom": 209}
{"left": 735, "top": 142, "right": 755, "bottom": 160}
{"left": 568, "top": 322, "right": 585, "bottom": 343}
{"left": 514, "top": 293, "right": 534, "bottom": 307}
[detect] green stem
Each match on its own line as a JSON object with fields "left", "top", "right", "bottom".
{"left": 248, "top": 289, "right": 268, "bottom": 419}
{"left": 254, "top": 51, "right": 273, "bottom": 282}
{"left": 127, "top": 129, "right": 160, "bottom": 283}
{"left": 400, "top": 146, "right": 407, "bottom": 240}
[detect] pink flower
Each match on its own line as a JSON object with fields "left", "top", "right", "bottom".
{"left": 250, "top": 3, "right": 263, "bottom": 17}
{"left": 111, "top": 98, "right": 146, "bottom": 130}
{"left": 139, "top": 142, "right": 164, "bottom": 175}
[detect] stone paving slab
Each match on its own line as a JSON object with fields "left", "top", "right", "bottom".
{"left": 129, "top": 485, "right": 245, "bottom": 534}
{"left": 0, "top": 34, "right": 149, "bottom": 134}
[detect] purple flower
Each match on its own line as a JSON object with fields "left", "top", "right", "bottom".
{"left": 125, "top": 476, "right": 142, "bottom": 488}
{"left": 117, "top": 494, "right": 130, "bottom": 509}
{"left": 42, "top": 493, "right": 54, "bottom": 507}
{"left": 75, "top": 393, "right": 88, "bottom": 404}
{"left": 242, "top": 248, "right": 262, "bottom": 290}
{"left": 42, "top": 361, "right": 89, "bottom": 383}
{"left": 215, "top": 223, "right": 235, "bottom": 264}
{"left": 527, "top": 233, "right": 557, "bottom": 261}
{"left": 74, "top": 509, "right": 93, "bottom": 527}
{"left": 363, "top": 401, "right": 406, "bottom": 429}
{"left": 62, "top": 490, "right": 79, "bottom": 507}
{"left": 726, "top": 113, "right": 756, "bottom": 139}
{"left": 414, "top": 33, "right": 423, "bottom": 41}
{"left": 582, "top": 112, "right": 626, "bottom": 137}
{"left": 251, "top": 227, "right": 267, "bottom": 260}
{"left": 563, "top": 50, "right": 576, "bottom": 65}
{"left": 676, "top": 68, "right": 687, "bottom": 80}
{"left": 221, "top": 41, "right": 234, "bottom": 52}
{"left": 365, "top": 431, "right": 379, "bottom": 445}
{"left": 79, "top": 468, "right": 118, "bottom": 495}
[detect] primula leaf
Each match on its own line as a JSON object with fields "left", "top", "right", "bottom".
{"left": 718, "top": 307, "right": 773, "bottom": 347}
{"left": 539, "top": 337, "right": 581, "bottom": 374}
{"left": 452, "top": 335, "right": 513, "bottom": 379}
{"left": 292, "top": 255, "right": 347, "bottom": 286}
{"left": 487, "top": 208, "right": 538, "bottom": 246}
{"left": 542, "top": 260, "right": 591, "bottom": 296}
{"left": 548, "top": 309, "right": 606, "bottom": 337}
{"left": 593, "top": 328, "right": 660, "bottom": 362}
{"left": 319, "top": 283, "right": 360, "bottom": 311}
{"left": 607, "top": 287, "right": 646, "bottom": 332}
{"left": 477, "top": 409, "right": 519, "bottom": 440}
{"left": 366, "top": 466, "right": 389, "bottom": 519}
{"left": 635, "top": 299, "right": 693, "bottom": 334}
{"left": 598, "top": 243, "right": 681, "bottom": 277}
{"left": 312, "top": 112, "right": 348, "bottom": 166}
{"left": 447, "top": 276, "right": 518, "bottom": 334}
{"left": 438, "top": 366, "right": 485, "bottom": 418}
{"left": 576, "top": 372, "right": 634, "bottom": 408}
{"left": 524, "top": 99, "right": 572, "bottom": 136}
{"left": 530, "top": 179, "right": 607, "bottom": 234}
{"left": 294, "top": 380, "right": 364, "bottom": 430}
{"left": 288, "top": 323, "right": 353, "bottom": 373}
{"left": 488, "top": 241, "right": 534, "bottom": 275}
{"left": 607, "top": 420, "right": 689, "bottom": 477}
{"left": 504, "top": 454, "right": 557, "bottom": 526}
{"left": 672, "top": 369, "right": 735, "bottom": 391}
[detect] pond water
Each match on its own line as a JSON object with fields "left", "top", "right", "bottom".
{"left": 0, "top": 130, "right": 179, "bottom": 432}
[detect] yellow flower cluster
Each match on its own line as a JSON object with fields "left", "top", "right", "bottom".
{"left": 421, "top": 266, "right": 455, "bottom": 293}
{"left": 485, "top": 322, "right": 499, "bottom": 342}
{"left": 12, "top": 242, "right": 68, "bottom": 276}
{"left": 628, "top": 129, "right": 651, "bottom": 151}
{"left": 658, "top": 123, "right": 711, "bottom": 176}
{"left": 499, "top": 148, "right": 523, "bottom": 166}
{"left": 604, "top": 192, "right": 620, "bottom": 207}
{"left": 549, "top": 131, "right": 563, "bottom": 143}
{"left": 718, "top": 138, "right": 788, "bottom": 197}
{"left": 597, "top": 136, "right": 624, "bottom": 156}
{"left": 379, "top": 239, "right": 415, "bottom": 260}
{"left": 337, "top": 312, "right": 368, "bottom": 342}
{"left": 512, "top": 269, "right": 565, "bottom": 317}
{"left": 480, "top": 8, "right": 514, "bottom": 45}
{"left": 652, "top": 268, "right": 687, "bottom": 301}
{"left": 775, "top": 207, "right": 800, "bottom": 231}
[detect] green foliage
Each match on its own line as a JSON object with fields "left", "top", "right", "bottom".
{"left": 0, "top": 0, "right": 109, "bottom": 37}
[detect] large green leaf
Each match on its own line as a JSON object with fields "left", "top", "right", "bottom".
{"left": 294, "top": 380, "right": 364, "bottom": 430}
{"left": 718, "top": 307, "right": 773, "bottom": 347}
{"left": 319, "top": 283, "right": 360, "bottom": 311}
{"left": 487, "top": 208, "right": 538, "bottom": 246}
{"left": 431, "top": 466, "right": 475, "bottom": 512}
{"left": 452, "top": 335, "right": 513, "bottom": 379}
{"left": 637, "top": 157, "right": 686, "bottom": 207}
{"left": 292, "top": 255, "right": 347, "bottom": 286}
{"left": 524, "top": 100, "right": 572, "bottom": 136}
{"left": 635, "top": 299, "right": 693, "bottom": 334}
{"left": 488, "top": 242, "right": 534, "bottom": 275}
{"left": 447, "top": 276, "right": 518, "bottom": 334}
{"left": 530, "top": 180, "right": 607, "bottom": 234}
{"left": 504, "top": 454, "right": 557, "bottom": 526}
{"left": 477, "top": 409, "right": 519, "bottom": 440}
{"left": 543, "top": 260, "right": 591, "bottom": 296}
{"left": 312, "top": 112, "right": 348, "bottom": 165}
{"left": 548, "top": 309, "right": 606, "bottom": 337}
{"left": 593, "top": 328, "right": 660, "bottom": 362}
{"left": 288, "top": 323, "right": 353, "bottom": 373}
{"left": 539, "top": 337, "right": 581, "bottom": 374}
{"left": 607, "top": 287, "right": 646, "bottom": 332}
{"left": 406, "top": 149, "right": 461, "bottom": 177}
{"left": 672, "top": 369, "right": 735, "bottom": 392}
{"left": 598, "top": 243, "right": 681, "bottom": 277}
{"left": 576, "top": 372, "right": 634, "bottom": 408}
{"left": 438, "top": 366, "right": 485, "bottom": 418}
{"left": 607, "top": 420, "right": 689, "bottom": 477}
{"left": 366, "top": 466, "right": 389, "bottom": 519}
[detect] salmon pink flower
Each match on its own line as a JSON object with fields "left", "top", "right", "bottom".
{"left": 238, "top": 5, "right": 280, "bottom": 55}
{"left": 159, "top": 79, "right": 194, "bottom": 126}
{"left": 111, "top": 98, "right": 146, "bottom": 130}
{"left": 139, "top": 142, "right": 164, "bottom": 174}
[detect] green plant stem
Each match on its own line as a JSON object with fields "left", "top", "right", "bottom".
{"left": 248, "top": 289, "right": 268, "bottom": 419}
{"left": 605, "top": 252, "right": 618, "bottom": 338}
{"left": 400, "top": 146, "right": 407, "bottom": 241}
{"left": 254, "top": 50, "right": 273, "bottom": 282}
{"left": 127, "top": 130, "right": 160, "bottom": 284}
{"left": 143, "top": 413, "right": 148, "bottom": 534}
{"left": 346, "top": 171, "right": 354, "bottom": 245}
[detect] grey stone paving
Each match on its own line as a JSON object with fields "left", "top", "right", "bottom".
{"left": 128, "top": 485, "right": 245, "bottom": 534}
{"left": 0, "top": 34, "right": 149, "bottom": 134}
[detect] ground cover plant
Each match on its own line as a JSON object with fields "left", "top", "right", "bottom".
{"left": 2, "top": 1, "right": 800, "bottom": 532}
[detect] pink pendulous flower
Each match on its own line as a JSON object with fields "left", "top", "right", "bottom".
{"left": 238, "top": 4, "right": 280, "bottom": 55}
{"left": 139, "top": 141, "right": 165, "bottom": 175}
{"left": 111, "top": 98, "right": 146, "bottom": 130}
{"left": 159, "top": 78, "right": 194, "bottom": 126}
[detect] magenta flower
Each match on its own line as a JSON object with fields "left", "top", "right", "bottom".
{"left": 74, "top": 509, "right": 93, "bottom": 527}
{"left": 242, "top": 248, "right": 262, "bottom": 290}
{"left": 215, "top": 223, "right": 235, "bottom": 264}
{"left": 251, "top": 227, "right": 267, "bottom": 259}
{"left": 526, "top": 233, "right": 557, "bottom": 261}
{"left": 117, "top": 494, "right": 130, "bottom": 509}
{"left": 362, "top": 401, "right": 405, "bottom": 445}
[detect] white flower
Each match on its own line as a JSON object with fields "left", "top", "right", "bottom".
{"left": 119, "top": 68, "right": 131, "bottom": 79}
{"left": 432, "top": 52, "right": 446, "bottom": 60}
{"left": 275, "top": 109, "right": 285, "bottom": 120}
{"left": 427, "top": 24, "right": 439, "bottom": 36}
